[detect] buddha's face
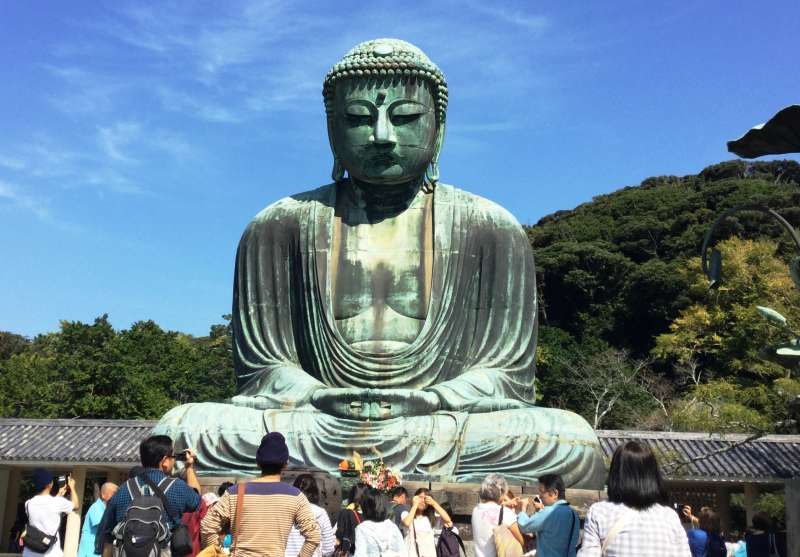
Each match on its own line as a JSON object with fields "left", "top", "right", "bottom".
{"left": 331, "top": 77, "right": 437, "bottom": 185}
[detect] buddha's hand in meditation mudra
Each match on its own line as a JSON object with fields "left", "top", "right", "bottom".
{"left": 310, "top": 387, "right": 440, "bottom": 420}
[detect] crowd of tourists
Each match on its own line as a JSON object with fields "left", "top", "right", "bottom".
{"left": 14, "top": 434, "right": 786, "bottom": 557}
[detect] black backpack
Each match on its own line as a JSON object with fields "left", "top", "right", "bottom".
{"left": 436, "top": 527, "right": 465, "bottom": 557}
{"left": 112, "top": 477, "right": 175, "bottom": 557}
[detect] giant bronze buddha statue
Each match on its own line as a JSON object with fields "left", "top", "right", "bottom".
{"left": 155, "top": 39, "right": 605, "bottom": 487}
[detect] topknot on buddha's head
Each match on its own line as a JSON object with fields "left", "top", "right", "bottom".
{"left": 323, "top": 38, "right": 448, "bottom": 124}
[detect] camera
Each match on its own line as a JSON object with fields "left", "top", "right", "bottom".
{"left": 174, "top": 451, "right": 188, "bottom": 462}
{"left": 55, "top": 473, "right": 71, "bottom": 496}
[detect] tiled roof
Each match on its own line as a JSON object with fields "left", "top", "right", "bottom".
{"left": 597, "top": 429, "right": 800, "bottom": 483}
{"left": 0, "top": 418, "right": 156, "bottom": 465}
{"left": 1, "top": 419, "right": 798, "bottom": 482}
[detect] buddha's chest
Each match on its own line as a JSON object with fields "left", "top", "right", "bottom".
{"left": 330, "top": 197, "right": 433, "bottom": 351}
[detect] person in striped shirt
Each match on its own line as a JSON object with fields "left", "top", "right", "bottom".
{"left": 200, "top": 433, "right": 321, "bottom": 557}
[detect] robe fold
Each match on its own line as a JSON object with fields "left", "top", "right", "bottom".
{"left": 233, "top": 182, "right": 537, "bottom": 409}
{"left": 155, "top": 182, "right": 606, "bottom": 487}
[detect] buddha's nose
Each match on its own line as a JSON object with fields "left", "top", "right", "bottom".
{"left": 372, "top": 110, "right": 397, "bottom": 147}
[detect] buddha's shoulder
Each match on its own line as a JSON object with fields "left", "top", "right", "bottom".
{"left": 439, "top": 183, "right": 523, "bottom": 229}
{"left": 248, "top": 184, "right": 335, "bottom": 226}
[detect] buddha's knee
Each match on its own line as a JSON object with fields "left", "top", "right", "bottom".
{"left": 154, "top": 402, "right": 270, "bottom": 474}
{"left": 463, "top": 406, "right": 596, "bottom": 442}
{"left": 456, "top": 407, "right": 605, "bottom": 487}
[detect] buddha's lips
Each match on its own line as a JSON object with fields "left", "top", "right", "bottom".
{"left": 369, "top": 154, "right": 396, "bottom": 166}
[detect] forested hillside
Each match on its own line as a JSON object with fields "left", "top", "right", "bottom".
{"left": 2, "top": 160, "right": 799, "bottom": 432}
{"left": 531, "top": 159, "right": 800, "bottom": 431}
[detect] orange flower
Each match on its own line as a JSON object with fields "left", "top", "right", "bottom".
{"left": 338, "top": 460, "right": 349, "bottom": 470}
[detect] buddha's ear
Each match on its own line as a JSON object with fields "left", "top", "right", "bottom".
{"left": 426, "top": 121, "right": 446, "bottom": 185}
{"left": 326, "top": 118, "right": 345, "bottom": 182}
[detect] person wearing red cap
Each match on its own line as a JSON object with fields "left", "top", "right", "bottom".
{"left": 200, "top": 432, "right": 320, "bottom": 557}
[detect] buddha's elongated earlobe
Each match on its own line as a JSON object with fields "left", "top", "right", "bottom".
{"left": 332, "top": 157, "right": 345, "bottom": 182}
{"left": 426, "top": 160, "right": 439, "bottom": 185}
{"left": 327, "top": 118, "right": 346, "bottom": 182}
{"left": 425, "top": 123, "right": 446, "bottom": 185}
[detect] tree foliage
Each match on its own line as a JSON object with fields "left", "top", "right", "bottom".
{"left": 531, "top": 159, "right": 800, "bottom": 432}
{"left": 0, "top": 315, "right": 235, "bottom": 419}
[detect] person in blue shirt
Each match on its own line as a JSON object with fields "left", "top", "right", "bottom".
{"left": 516, "top": 474, "right": 579, "bottom": 557}
{"left": 77, "top": 483, "right": 118, "bottom": 557}
{"left": 99, "top": 436, "right": 201, "bottom": 555}
{"left": 686, "top": 507, "right": 726, "bottom": 557}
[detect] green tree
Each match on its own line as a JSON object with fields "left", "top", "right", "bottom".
{"left": 654, "top": 237, "right": 800, "bottom": 432}
{"left": 0, "top": 315, "right": 236, "bottom": 419}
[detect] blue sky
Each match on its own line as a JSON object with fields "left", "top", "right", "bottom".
{"left": 1, "top": 1, "right": 798, "bottom": 338}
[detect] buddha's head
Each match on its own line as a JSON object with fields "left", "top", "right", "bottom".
{"left": 323, "top": 39, "right": 447, "bottom": 186}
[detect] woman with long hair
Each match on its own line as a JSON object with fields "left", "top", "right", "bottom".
{"left": 285, "top": 474, "right": 336, "bottom": 557}
{"left": 401, "top": 488, "right": 453, "bottom": 557}
{"left": 578, "top": 441, "right": 690, "bottom": 556}
{"left": 687, "top": 507, "right": 725, "bottom": 557}
{"left": 353, "top": 488, "right": 406, "bottom": 557}
{"left": 335, "top": 483, "right": 368, "bottom": 555}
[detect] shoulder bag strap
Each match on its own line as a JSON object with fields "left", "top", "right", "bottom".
{"left": 498, "top": 506, "right": 504, "bottom": 526}
{"left": 159, "top": 476, "right": 178, "bottom": 496}
{"left": 600, "top": 510, "right": 635, "bottom": 556}
{"left": 412, "top": 518, "right": 421, "bottom": 557}
{"left": 231, "top": 482, "right": 246, "bottom": 556}
{"left": 127, "top": 477, "right": 142, "bottom": 499}
{"left": 25, "top": 500, "right": 57, "bottom": 538}
{"left": 449, "top": 528, "right": 466, "bottom": 557}
{"left": 140, "top": 475, "right": 179, "bottom": 522}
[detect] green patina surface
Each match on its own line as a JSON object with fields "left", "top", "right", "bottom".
{"left": 155, "top": 39, "right": 606, "bottom": 487}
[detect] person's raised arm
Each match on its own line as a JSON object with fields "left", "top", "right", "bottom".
{"left": 426, "top": 496, "right": 452, "bottom": 528}
{"left": 66, "top": 475, "right": 80, "bottom": 511}
{"left": 183, "top": 449, "right": 202, "bottom": 494}
{"left": 402, "top": 496, "right": 422, "bottom": 528}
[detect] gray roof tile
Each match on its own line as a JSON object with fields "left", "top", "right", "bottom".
{"left": 0, "top": 419, "right": 156, "bottom": 465}
{"left": 597, "top": 429, "right": 800, "bottom": 482}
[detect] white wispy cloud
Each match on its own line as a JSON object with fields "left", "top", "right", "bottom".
{"left": 157, "top": 87, "right": 243, "bottom": 123}
{"left": 0, "top": 155, "right": 26, "bottom": 171}
{"left": 44, "top": 65, "right": 124, "bottom": 114}
{"left": 98, "top": 122, "right": 141, "bottom": 163}
{"left": 468, "top": 4, "right": 551, "bottom": 32}
{"left": 0, "top": 179, "right": 51, "bottom": 221}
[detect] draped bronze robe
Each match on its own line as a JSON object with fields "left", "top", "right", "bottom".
{"left": 156, "top": 183, "right": 605, "bottom": 486}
